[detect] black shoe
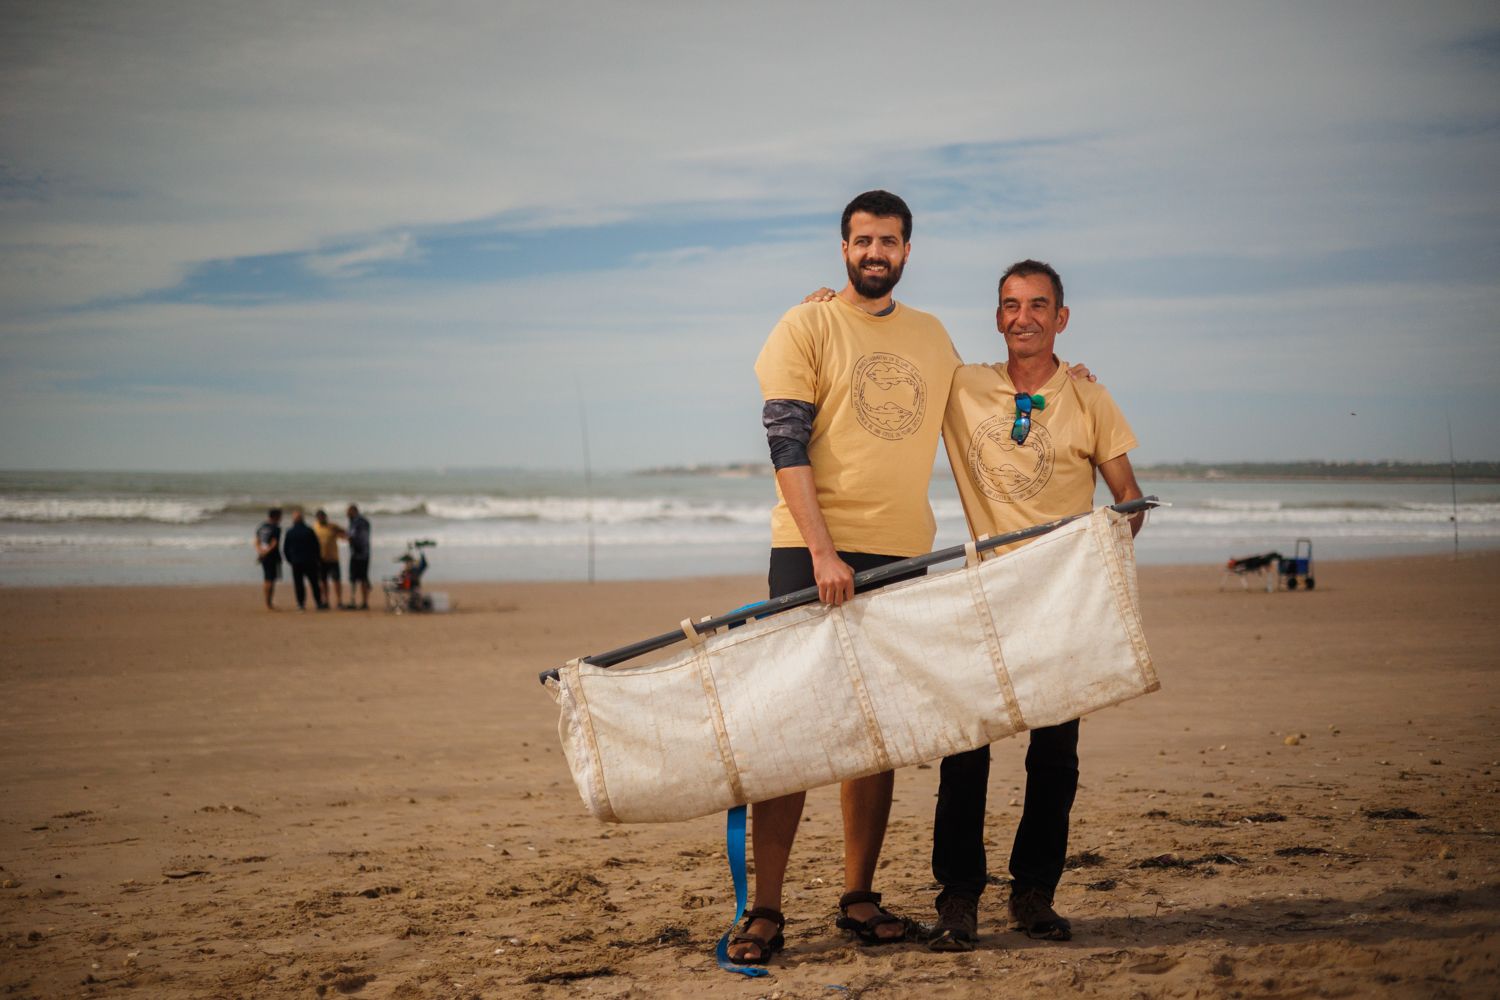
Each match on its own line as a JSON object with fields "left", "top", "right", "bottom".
{"left": 929, "top": 893, "right": 978, "bottom": 952}
{"left": 1008, "top": 886, "right": 1072, "bottom": 940}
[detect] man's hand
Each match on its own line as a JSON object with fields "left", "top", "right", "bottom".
{"left": 812, "top": 549, "right": 856, "bottom": 606}
{"left": 802, "top": 287, "right": 837, "bottom": 304}
{"left": 1099, "top": 454, "right": 1145, "bottom": 536}
{"left": 774, "top": 465, "right": 854, "bottom": 604}
{"left": 1067, "top": 362, "right": 1097, "bottom": 382}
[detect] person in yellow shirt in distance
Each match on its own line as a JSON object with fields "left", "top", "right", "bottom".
{"left": 312, "top": 509, "right": 348, "bottom": 611}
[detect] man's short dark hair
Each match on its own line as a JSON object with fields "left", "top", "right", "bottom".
{"left": 268, "top": 507, "right": 282, "bottom": 519}
{"left": 841, "top": 190, "right": 912, "bottom": 243}
{"left": 998, "top": 259, "right": 1065, "bottom": 309}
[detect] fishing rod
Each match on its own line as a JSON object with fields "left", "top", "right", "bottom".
{"left": 538, "top": 496, "right": 1160, "bottom": 684}
{"left": 1446, "top": 412, "right": 1459, "bottom": 560}
{"left": 575, "top": 376, "right": 596, "bottom": 584}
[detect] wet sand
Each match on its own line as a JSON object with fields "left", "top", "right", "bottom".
{"left": 2, "top": 552, "right": 1498, "bottom": 998}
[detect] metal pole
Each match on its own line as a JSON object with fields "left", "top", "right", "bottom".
{"left": 539, "top": 496, "right": 1160, "bottom": 683}
{"left": 1447, "top": 412, "right": 1460, "bottom": 560}
{"left": 575, "top": 377, "right": 595, "bottom": 584}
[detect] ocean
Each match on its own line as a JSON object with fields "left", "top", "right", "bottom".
{"left": 1, "top": 468, "right": 1497, "bottom": 587}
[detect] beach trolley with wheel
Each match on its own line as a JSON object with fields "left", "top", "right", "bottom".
{"left": 383, "top": 577, "right": 426, "bottom": 613}
{"left": 384, "top": 539, "right": 437, "bottom": 613}
{"left": 1280, "top": 538, "right": 1315, "bottom": 590}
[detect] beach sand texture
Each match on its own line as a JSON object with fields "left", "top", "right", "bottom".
{"left": 2, "top": 554, "right": 1497, "bottom": 998}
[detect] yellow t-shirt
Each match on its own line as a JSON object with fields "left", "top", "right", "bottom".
{"left": 943, "top": 360, "right": 1137, "bottom": 547}
{"left": 755, "top": 297, "right": 961, "bottom": 556}
{"left": 313, "top": 522, "right": 342, "bottom": 562}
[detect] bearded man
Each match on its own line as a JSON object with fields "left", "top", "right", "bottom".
{"left": 728, "top": 190, "right": 962, "bottom": 964}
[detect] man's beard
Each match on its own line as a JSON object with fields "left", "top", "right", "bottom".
{"left": 846, "top": 256, "right": 904, "bottom": 299}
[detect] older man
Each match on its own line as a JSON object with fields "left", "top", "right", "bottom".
{"left": 929, "top": 259, "right": 1144, "bottom": 951}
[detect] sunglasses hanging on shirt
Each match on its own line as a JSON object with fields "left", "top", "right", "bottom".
{"left": 1010, "top": 393, "right": 1046, "bottom": 445}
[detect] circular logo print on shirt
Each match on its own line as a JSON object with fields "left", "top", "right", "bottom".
{"left": 851, "top": 353, "right": 927, "bottom": 441}
{"left": 966, "top": 414, "right": 1054, "bottom": 503}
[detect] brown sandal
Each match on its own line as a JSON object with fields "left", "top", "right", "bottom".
{"left": 836, "top": 890, "right": 910, "bottom": 945}
{"left": 727, "top": 906, "right": 785, "bottom": 965}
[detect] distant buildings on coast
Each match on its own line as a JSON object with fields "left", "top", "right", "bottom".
{"left": 635, "top": 462, "right": 774, "bottom": 478}
{"left": 1133, "top": 461, "right": 1500, "bottom": 483}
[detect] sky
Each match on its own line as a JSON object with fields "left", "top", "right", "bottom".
{"left": 2, "top": 1, "right": 1498, "bottom": 472}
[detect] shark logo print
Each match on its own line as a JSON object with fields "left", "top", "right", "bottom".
{"left": 966, "top": 414, "right": 1054, "bottom": 503}
{"left": 852, "top": 353, "right": 926, "bottom": 441}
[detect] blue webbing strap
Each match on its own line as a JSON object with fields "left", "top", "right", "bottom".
{"left": 714, "top": 804, "right": 767, "bottom": 977}
{"left": 713, "top": 602, "right": 770, "bottom": 977}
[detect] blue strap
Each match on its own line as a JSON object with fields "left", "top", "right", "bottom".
{"left": 714, "top": 601, "right": 771, "bottom": 977}
{"left": 714, "top": 804, "right": 769, "bottom": 976}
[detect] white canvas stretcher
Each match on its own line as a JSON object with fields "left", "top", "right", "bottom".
{"left": 546, "top": 506, "right": 1158, "bottom": 824}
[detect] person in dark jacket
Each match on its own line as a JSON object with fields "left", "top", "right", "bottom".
{"left": 281, "top": 508, "right": 327, "bottom": 611}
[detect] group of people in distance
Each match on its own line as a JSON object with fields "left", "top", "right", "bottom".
{"left": 254, "top": 504, "right": 373, "bottom": 612}
{"left": 728, "top": 190, "right": 1145, "bottom": 962}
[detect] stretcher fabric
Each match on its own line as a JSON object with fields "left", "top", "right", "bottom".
{"left": 546, "top": 506, "right": 1158, "bottom": 824}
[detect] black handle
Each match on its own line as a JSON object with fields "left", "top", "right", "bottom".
{"left": 538, "top": 496, "right": 1159, "bottom": 684}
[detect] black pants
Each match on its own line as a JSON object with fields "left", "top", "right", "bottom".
{"left": 290, "top": 562, "right": 325, "bottom": 609}
{"left": 767, "top": 547, "right": 926, "bottom": 602}
{"left": 932, "top": 718, "right": 1080, "bottom": 903}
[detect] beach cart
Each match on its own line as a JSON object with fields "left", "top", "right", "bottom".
{"left": 384, "top": 539, "right": 438, "bottom": 612}
{"left": 1279, "top": 538, "right": 1315, "bottom": 590}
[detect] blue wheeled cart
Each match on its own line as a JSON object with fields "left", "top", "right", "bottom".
{"left": 1279, "top": 538, "right": 1315, "bottom": 590}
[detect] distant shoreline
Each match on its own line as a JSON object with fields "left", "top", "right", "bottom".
{"left": 1136, "top": 472, "right": 1500, "bottom": 484}
{"left": 634, "top": 460, "right": 1500, "bottom": 484}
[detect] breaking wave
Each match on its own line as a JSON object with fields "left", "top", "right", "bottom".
{"left": 0, "top": 497, "right": 232, "bottom": 524}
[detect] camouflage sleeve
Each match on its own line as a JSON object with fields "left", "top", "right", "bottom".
{"left": 762, "top": 398, "right": 815, "bottom": 470}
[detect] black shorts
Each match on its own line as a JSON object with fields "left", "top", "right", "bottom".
{"left": 320, "top": 559, "right": 341, "bottom": 583}
{"left": 348, "top": 556, "right": 370, "bottom": 585}
{"left": 261, "top": 557, "right": 282, "bottom": 583}
{"left": 767, "top": 547, "right": 926, "bottom": 600}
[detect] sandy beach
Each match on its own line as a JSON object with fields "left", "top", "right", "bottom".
{"left": 2, "top": 552, "right": 1497, "bottom": 999}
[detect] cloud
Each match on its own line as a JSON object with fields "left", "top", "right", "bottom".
{"left": 1, "top": 1, "right": 1498, "bottom": 469}
{"left": 303, "top": 232, "right": 421, "bottom": 279}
